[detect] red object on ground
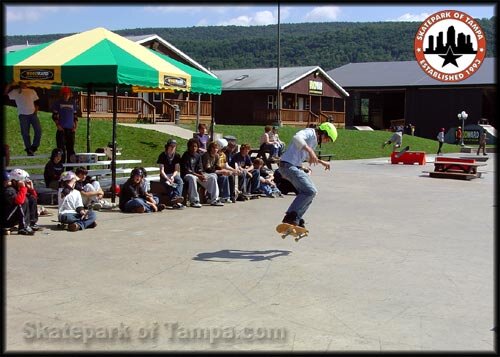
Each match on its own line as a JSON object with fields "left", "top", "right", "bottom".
{"left": 390, "top": 151, "right": 426, "bottom": 165}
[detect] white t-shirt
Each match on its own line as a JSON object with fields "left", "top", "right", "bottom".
{"left": 8, "top": 88, "right": 39, "bottom": 115}
{"left": 58, "top": 188, "right": 84, "bottom": 216}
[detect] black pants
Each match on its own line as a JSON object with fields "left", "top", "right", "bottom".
{"left": 3, "top": 201, "right": 30, "bottom": 229}
{"left": 56, "top": 128, "right": 76, "bottom": 163}
{"left": 437, "top": 141, "right": 443, "bottom": 154}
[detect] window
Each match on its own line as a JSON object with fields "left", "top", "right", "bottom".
{"left": 305, "top": 98, "right": 310, "bottom": 110}
{"left": 267, "top": 95, "right": 276, "bottom": 109}
{"left": 153, "top": 93, "right": 162, "bottom": 102}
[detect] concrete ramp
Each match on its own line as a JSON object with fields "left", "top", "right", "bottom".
{"left": 352, "top": 126, "right": 374, "bottom": 131}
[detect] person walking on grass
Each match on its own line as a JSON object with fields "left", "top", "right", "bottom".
{"left": 436, "top": 128, "right": 445, "bottom": 156}
{"left": 279, "top": 122, "right": 337, "bottom": 229}
{"left": 4, "top": 81, "right": 41, "bottom": 156}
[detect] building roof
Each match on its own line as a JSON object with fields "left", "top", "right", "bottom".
{"left": 327, "top": 58, "right": 496, "bottom": 88}
{"left": 212, "top": 66, "right": 349, "bottom": 96}
{"left": 5, "top": 33, "right": 217, "bottom": 79}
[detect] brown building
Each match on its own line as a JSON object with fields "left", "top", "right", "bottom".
{"left": 212, "top": 66, "right": 349, "bottom": 127}
{"left": 327, "top": 58, "right": 496, "bottom": 139}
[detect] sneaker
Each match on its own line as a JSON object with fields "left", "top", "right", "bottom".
{"left": 30, "top": 224, "right": 43, "bottom": 231}
{"left": 171, "top": 196, "right": 184, "bottom": 205}
{"left": 131, "top": 206, "right": 145, "bottom": 213}
{"left": 282, "top": 211, "right": 298, "bottom": 225}
{"left": 231, "top": 197, "right": 236, "bottom": 203}
{"left": 18, "top": 227, "right": 35, "bottom": 235}
{"left": 67, "top": 223, "right": 81, "bottom": 232}
{"left": 173, "top": 203, "right": 184, "bottom": 209}
{"left": 298, "top": 219, "right": 305, "bottom": 228}
{"left": 100, "top": 200, "right": 115, "bottom": 209}
{"left": 210, "top": 199, "right": 224, "bottom": 207}
{"left": 25, "top": 148, "right": 34, "bottom": 156}
{"left": 158, "top": 203, "right": 167, "bottom": 211}
{"left": 190, "top": 202, "right": 202, "bottom": 208}
{"left": 88, "top": 221, "right": 97, "bottom": 229}
{"left": 92, "top": 202, "right": 103, "bottom": 210}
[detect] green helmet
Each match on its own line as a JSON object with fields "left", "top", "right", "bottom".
{"left": 318, "top": 122, "right": 338, "bottom": 142}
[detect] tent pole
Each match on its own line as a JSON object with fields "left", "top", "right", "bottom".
{"left": 86, "top": 84, "right": 91, "bottom": 152}
{"left": 196, "top": 93, "right": 201, "bottom": 131}
{"left": 111, "top": 85, "right": 117, "bottom": 203}
{"left": 210, "top": 94, "right": 215, "bottom": 140}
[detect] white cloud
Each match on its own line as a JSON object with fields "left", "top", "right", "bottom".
{"left": 304, "top": 6, "right": 341, "bottom": 22}
{"left": 389, "top": 12, "right": 430, "bottom": 22}
{"left": 218, "top": 10, "right": 277, "bottom": 26}
{"left": 6, "top": 6, "right": 80, "bottom": 23}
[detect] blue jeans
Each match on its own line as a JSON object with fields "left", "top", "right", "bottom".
{"left": 124, "top": 197, "right": 159, "bottom": 213}
{"left": 278, "top": 162, "right": 317, "bottom": 223}
{"left": 59, "top": 210, "right": 97, "bottom": 230}
{"left": 161, "top": 175, "right": 184, "bottom": 199}
{"left": 19, "top": 113, "right": 42, "bottom": 151}
{"left": 217, "top": 175, "right": 230, "bottom": 199}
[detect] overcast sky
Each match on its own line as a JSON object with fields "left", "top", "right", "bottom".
{"left": 4, "top": 3, "right": 496, "bottom": 36}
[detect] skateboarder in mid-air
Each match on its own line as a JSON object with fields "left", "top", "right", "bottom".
{"left": 382, "top": 126, "right": 403, "bottom": 152}
{"left": 278, "top": 122, "right": 337, "bottom": 230}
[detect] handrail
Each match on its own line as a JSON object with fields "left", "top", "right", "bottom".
{"left": 77, "top": 94, "right": 155, "bottom": 122}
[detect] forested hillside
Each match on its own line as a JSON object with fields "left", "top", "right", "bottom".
{"left": 6, "top": 18, "right": 496, "bottom": 70}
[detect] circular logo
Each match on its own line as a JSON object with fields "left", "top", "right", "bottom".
{"left": 414, "top": 10, "right": 486, "bottom": 82}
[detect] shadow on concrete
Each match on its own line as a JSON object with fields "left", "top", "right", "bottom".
{"left": 193, "top": 249, "right": 291, "bottom": 262}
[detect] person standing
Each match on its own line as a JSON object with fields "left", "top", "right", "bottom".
{"left": 477, "top": 130, "right": 488, "bottom": 156}
{"left": 455, "top": 126, "right": 462, "bottom": 145}
{"left": 4, "top": 81, "right": 41, "bottom": 156}
{"left": 51, "top": 86, "right": 79, "bottom": 163}
{"left": 436, "top": 128, "right": 445, "bottom": 155}
{"left": 279, "top": 122, "right": 337, "bottom": 229}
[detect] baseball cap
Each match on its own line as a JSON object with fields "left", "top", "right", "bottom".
{"left": 60, "top": 171, "right": 78, "bottom": 182}
{"left": 166, "top": 139, "right": 177, "bottom": 147}
{"left": 61, "top": 86, "right": 71, "bottom": 94}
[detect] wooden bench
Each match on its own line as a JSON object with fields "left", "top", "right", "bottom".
{"left": 249, "top": 147, "right": 277, "bottom": 169}
{"left": 315, "top": 150, "right": 334, "bottom": 161}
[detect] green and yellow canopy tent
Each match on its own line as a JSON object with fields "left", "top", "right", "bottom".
{"left": 4, "top": 27, "right": 222, "bottom": 201}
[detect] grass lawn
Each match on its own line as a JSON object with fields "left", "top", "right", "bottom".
{"left": 4, "top": 105, "right": 463, "bottom": 172}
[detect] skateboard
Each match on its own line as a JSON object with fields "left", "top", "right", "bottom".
{"left": 276, "top": 223, "right": 309, "bottom": 242}
{"left": 237, "top": 193, "right": 260, "bottom": 201}
{"left": 395, "top": 145, "right": 410, "bottom": 158}
{"left": 52, "top": 219, "right": 67, "bottom": 230}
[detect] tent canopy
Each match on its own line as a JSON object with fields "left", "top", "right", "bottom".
{"left": 4, "top": 27, "right": 222, "bottom": 95}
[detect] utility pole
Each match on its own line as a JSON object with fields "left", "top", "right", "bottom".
{"left": 276, "top": 2, "right": 281, "bottom": 127}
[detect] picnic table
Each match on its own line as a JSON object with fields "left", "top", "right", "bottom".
{"left": 425, "top": 157, "right": 487, "bottom": 180}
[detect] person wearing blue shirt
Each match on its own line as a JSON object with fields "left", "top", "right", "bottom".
{"left": 51, "top": 87, "right": 79, "bottom": 163}
{"left": 279, "top": 122, "right": 337, "bottom": 229}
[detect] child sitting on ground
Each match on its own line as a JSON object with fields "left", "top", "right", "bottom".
{"left": 252, "top": 158, "right": 282, "bottom": 198}
{"left": 74, "top": 167, "right": 116, "bottom": 210}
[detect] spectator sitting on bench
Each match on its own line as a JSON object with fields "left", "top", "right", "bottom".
{"left": 217, "top": 138, "right": 239, "bottom": 203}
{"left": 259, "top": 125, "right": 280, "bottom": 160}
{"left": 202, "top": 141, "right": 232, "bottom": 204}
{"left": 253, "top": 158, "right": 282, "bottom": 198}
{"left": 270, "top": 126, "right": 286, "bottom": 157}
{"left": 156, "top": 138, "right": 184, "bottom": 209}
{"left": 232, "top": 143, "right": 261, "bottom": 196}
{"left": 119, "top": 168, "right": 166, "bottom": 214}
{"left": 2, "top": 169, "right": 41, "bottom": 235}
{"left": 74, "top": 167, "right": 115, "bottom": 210}
{"left": 58, "top": 171, "right": 97, "bottom": 232}
{"left": 181, "top": 138, "right": 224, "bottom": 207}
{"left": 44, "top": 148, "right": 64, "bottom": 189}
